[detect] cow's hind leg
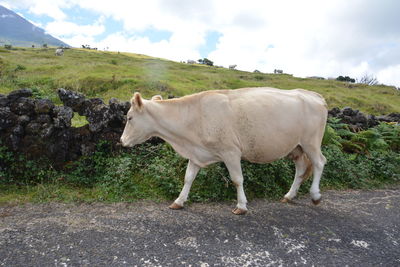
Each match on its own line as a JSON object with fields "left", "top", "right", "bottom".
{"left": 302, "top": 145, "right": 326, "bottom": 205}
{"left": 169, "top": 160, "right": 200, "bottom": 210}
{"left": 224, "top": 156, "right": 248, "bottom": 215}
{"left": 282, "top": 146, "right": 313, "bottom": 203}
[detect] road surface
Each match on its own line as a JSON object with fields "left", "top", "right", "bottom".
{"left": 1, "top": 189, "right": 399, "bottom": 266}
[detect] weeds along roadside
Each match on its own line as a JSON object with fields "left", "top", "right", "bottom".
{"left": 0, "top": 121, "right": 399, "bottom": 204}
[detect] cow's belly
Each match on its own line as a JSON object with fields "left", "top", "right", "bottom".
{"left": 241, "top": 139, "right": 298, "bottom": 163}
{"left": 238, "top": 123, "right": 301, "bottom": 163}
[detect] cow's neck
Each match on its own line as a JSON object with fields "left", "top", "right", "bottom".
{"left": 147, "top": 101, "right": 196, "bottom": 148}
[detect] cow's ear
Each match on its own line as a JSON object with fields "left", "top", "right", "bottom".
{"left": 151, "top": 95, "right": 163, "bottom": 101}
{"left": 131, "top": 92, "right": 143, "bottom": 111}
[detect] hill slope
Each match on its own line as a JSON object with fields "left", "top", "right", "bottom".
{"left": 0, "top": 47, "right": 399, "bottom": 114}
{"left": 0, "top": 5, "right": 69, "bottom": 47}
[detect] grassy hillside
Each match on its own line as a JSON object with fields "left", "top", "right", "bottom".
{"left": 0, "top": 47, "right": 399, "bottom": 114}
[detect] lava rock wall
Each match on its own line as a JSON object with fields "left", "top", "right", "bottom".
{"left": 0, "top": 88, "right": 399, "bottom": 166}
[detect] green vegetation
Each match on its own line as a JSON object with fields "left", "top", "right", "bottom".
{"left": 1, "top": 47, "right": 399, "bottom": 205}
{"left": 1, "top": 122, "right": 399, "bottom": 205}
{"left": 0, "top": 47, "right": 399, "bottom": 114}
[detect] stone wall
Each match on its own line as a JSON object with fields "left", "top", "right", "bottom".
{"left": 328, "top": 107, "right": 400, "bottom": 130}
{"left": 1, "top": 88, "right": 399, "bottom": 167}
{"left": 0, "top": 88, "right": 130, "bottom": 166}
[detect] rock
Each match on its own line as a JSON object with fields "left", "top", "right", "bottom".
{"left": 17, "top": 115, "right": 30, "bottom": 126}
{"left": 58, "top": 88, "right": 86, "bottom": 114}
{"left": 9, "top": 97, "right": 36, "bottom": 116}
{"left": 0, "top": 94, "right": 8, "bottom": 107}
{"left": 328, "top": 107, "right": 340, "bottom": 117}
{"left": 109, "top": 98, "right": 130, "bottom": 127}
{"left": 7, "top": 89, "right": 32, "bottom": 101}
{"left": 53, "top": 106, "right": 73, "bottom": 128}
{"left": 83, "top": 99, "right": 114, "bottom": 132}
{"left": 40, "top": 124, "right": 54, "bottom": 138}
{"left": 10, "top": 125, "right": 24, "bottom": 149}
{"left": 377, "top": 113, "right": 400, "bottom": 123}
{"left": 0, "top": 107, "right": 17, "bottom": 130}
{"left": 25, "top": 122, "right": 42, "bottom": 135}
{"left": 387, "top": 113, "right": 400, "bottom": 122}
{"left": 342, "top": 107, "right": 355, "bottom": 116}
{"left": 36, "top": 114, "right": 52, "bottom": 124}
{"left": 367, "top": 115, "right": 379, "bottom": 128}
{"left": 35, "top": 99, "right": 54, "bottom": 114}
{"left": 12, "top": 125, "right": 24, "bottom": 136}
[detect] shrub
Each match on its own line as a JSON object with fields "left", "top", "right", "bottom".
{"left": 14, "top": 64, "right": 26, "bottom": 71}
{"left": 0, "top": 142, "right": 57, "bottom": 185}
{"left": 1, "top": 120, "right": 399, "bottom": 203}
{"left": 198, "top": 58, "right": 214, "bottom": 66}
{"left": 336, "top": 75, "right": 356, "bottom": 83}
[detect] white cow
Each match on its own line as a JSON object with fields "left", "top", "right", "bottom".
{"left": 55, "top": 48, "right": 64, "bottom": 56}
{"left": 120, "top": 87, "right": 328, "bottom": 215}
{"left": 229, "top": 64, "right": 237, "bottom": 70}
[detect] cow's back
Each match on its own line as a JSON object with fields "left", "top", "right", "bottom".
{"left": 223, "top": 88, "right": 327, "bottom": 163}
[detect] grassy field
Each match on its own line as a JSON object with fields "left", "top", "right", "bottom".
{"left": 1, "top": 47, "right": 400, "bottom": 205}
{"left": 1, "top": 47, "right": 399, "bottom": 114}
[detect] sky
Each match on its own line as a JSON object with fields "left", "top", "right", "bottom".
{"left": 1, "top": 0, "right": 400, "bottom": 87}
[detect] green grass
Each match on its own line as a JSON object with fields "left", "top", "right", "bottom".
{"left": 1, "top": 47, "right": 399, "bottom": 114}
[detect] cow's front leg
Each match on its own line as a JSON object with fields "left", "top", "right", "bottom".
{"left": 224, "top": 157, "right": 248, "bottom": 215}
{"left": 169, "top": 160, "right": 200, "bottom": 210}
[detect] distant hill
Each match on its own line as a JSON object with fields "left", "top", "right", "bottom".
{"left": 0, "top": 5, "right": 69, "bottom": 47}
{"left": 0, "top": 47, "right": 398, "bottom": 114}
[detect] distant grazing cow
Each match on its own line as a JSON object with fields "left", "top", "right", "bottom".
{"left": 55, "top": 48, "right": 64, "bottom": 56}
{"left": 120, "top": 87, "right": 328, "bottom": 215}
{"left": 229, "top": 64, "right": 237, "bottom": 70}
{"left": 187, "top": 60, "right": 196, "bottom": 64}
{"left": 274, "top": 69, "right": 283, "bottom": 74}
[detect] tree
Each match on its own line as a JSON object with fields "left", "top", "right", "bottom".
{"left": 336, "top": 76, "right": 355, "bottom": 83}
{"left": 198, "top": 58, "right": 213, "bottom": 66}
{"left": 42, "top": 43, "right": 48, "bottom": 48}
{"left": 358, "top": 73, "right": 378, "bottom": 86}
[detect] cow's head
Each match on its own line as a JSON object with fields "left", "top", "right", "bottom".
{"left": 120, "top": 93, "right": 162, "bottom": 147}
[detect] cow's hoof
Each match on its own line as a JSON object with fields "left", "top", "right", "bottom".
{"left": 232, "top": 207, "right": 247, "bottom": 215}
{"left": 312, "top": 197, "right": 322, "bottom": 205}
{"left": 281, "top": 197, "right": 292, "bottom": 203}
{"left": 169, "top": 202, "right": 184, "bottom": 210}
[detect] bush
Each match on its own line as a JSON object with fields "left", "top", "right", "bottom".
{"left": 14, "top": 64, "right": 26, "bottom": 71}
{"left": 336, "top": 75, "right": 355, "bottom": 83}
{"left": 198, "top": 58, "right": 214, "bottom": 66}
{"left": 0, "top": 142, "right": 57, "bottom": 185}
{"left": 1, "top": 119, "right": 399, "bottom": 203}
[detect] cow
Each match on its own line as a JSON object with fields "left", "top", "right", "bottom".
{"left": 187, "top": 60, "right": 196, "bottom": 64}
{"left": 120, "top": 87, "right": 328, "bottom": 215}
{"left": 55, "top": 48, "right": 64, "bottom": 56}
{"left": 229, "top": 64, "right": 237, "bottom": 70}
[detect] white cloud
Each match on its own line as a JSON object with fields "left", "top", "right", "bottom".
{"left": 1, "top": 0, "right": 69, "bottom": 20}
{"left": 2, "top": 0, "right": 400, "bottom": 86}
{"left": 45, "top": 20, "right": 104, "bottom": 38}
{"left": 377, "top": 65, "right": 400, "bottom": 87}
{"left": 93, "top": 32, "right": 202, "bottom": 61}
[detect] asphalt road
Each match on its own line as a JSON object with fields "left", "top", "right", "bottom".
{"left": 1, "top": 188, "right": 399, "bottom": 266}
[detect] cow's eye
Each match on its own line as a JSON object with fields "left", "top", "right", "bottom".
{"left": 128, "top": 117, "right": 132, "bottom": 121}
